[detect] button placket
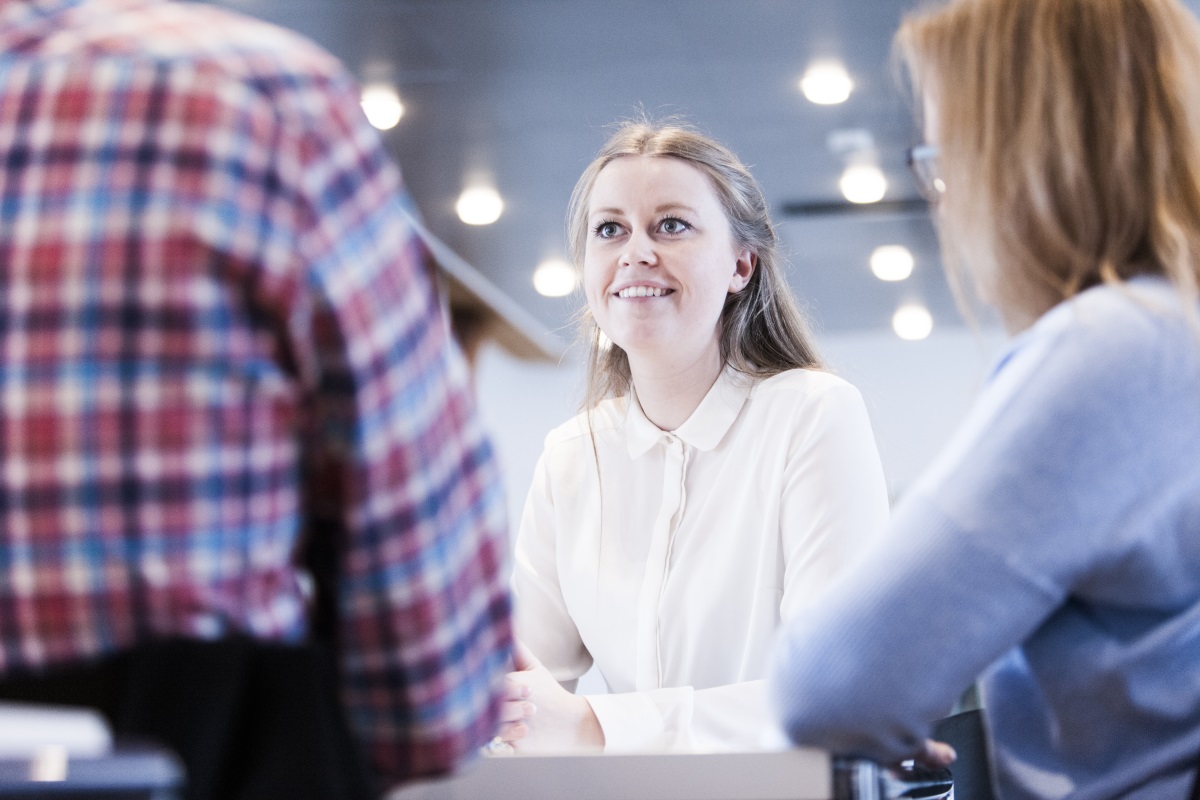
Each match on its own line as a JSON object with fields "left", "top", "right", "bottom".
{"left": 633, "top": 434, "right": 687, "bottom": 690}
{"left": 655, "top": 438, "right": 689, "bottom": 687}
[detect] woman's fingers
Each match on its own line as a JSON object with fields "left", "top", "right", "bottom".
{"left": 513, "top": 640, "right": 541, "bottom": 671}
{"left": 918, "top": 739, "right": 957, "bottom": 768}
{"left": 504, "top": 673, "right": 532, "bottom": 700}
{"left": 496, "top": 720, "right": 528, "bottom": 743}
{"left": 499, "top": 699, "right": 537, "bottom": 723}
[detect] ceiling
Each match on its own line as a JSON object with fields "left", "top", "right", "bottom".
{"left": 196, "top": 0, "right": 991, "bottom": 344}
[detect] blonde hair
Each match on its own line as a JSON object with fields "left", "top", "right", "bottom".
{"left": 895, "top": 0, "right": 1200, "bottom": 331}
{"left": 567, "top": 120, "right": 822, "bottom": 410}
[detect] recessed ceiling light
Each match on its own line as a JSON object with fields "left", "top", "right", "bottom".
{"left": 840, "top": 164, "right": 887, "bottom": 204}
{"left": 800, "top": 61, "right": 853, "bottom": 105}
{"left": 532, "top": 258, "right": 578, "bottom": 297}
{"left": 456, "top": 186, "right": 504, "bottom": 226}
{"left": 870, "top": 245, "right": 914, "bottom": 281}
{"left": 360, "top": 83, "right": 404, "bottom": 131}
{"left": 893, "top": 303, "right": 933, "bottom": 340}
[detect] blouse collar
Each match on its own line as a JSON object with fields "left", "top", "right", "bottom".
{"left": 624, "top": 365, "right": 754, "bottom": 458}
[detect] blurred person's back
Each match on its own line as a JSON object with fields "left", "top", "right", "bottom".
{"left": 0, "top": 1, "right": 513, "bottom": 797}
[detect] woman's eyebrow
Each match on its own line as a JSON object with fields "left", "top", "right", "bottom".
{"left": 589, "top": 206, "right": 625, "bottom": 218}
{"left": 589, "top": 203, "right": 702, "bottom": 220}
{"left": 654, "top": 203, "right": 700, "bottom": 215}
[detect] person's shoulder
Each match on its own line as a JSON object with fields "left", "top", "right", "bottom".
{"left": 1040, "top": 277, "right": 1197, "bottom": 367}
{"left": 751, "top": 368, "right": 863, "bottom": 407}
{"left": 990, "top": 276, "right": 1200, "bottom": 409}
{"left": 737, "top": 369, "right": 875, "bottom": 454}
{"left": 50, "top": 0, "right": 345, "bottom": 85}
{"left": 542, "top": 397, "right": 626, "bottom": 451}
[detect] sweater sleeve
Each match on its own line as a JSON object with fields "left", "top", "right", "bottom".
{"left": 770, "top": 494, "right": 1061, "bottom": 760}
{"left": 769, "top": 296, "right": 1184, "bottom": 762}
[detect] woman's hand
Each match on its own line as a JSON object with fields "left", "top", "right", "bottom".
{"left": 495, "top": 641, "right": 604, "bottom": 753}
{"left": 915, "top": 739, "right": 957, "bottom": 768}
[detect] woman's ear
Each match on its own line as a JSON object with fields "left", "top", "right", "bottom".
{"left": 728, "top": 250, "right": 757, "bottom": 294}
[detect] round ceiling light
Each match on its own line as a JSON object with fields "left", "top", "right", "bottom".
{"left": 840, "top": 163, "right": 887, "bottom": 204}
{"left": 360, "top": 83, "right": 404, "bottom": 131}
{"left": 800, "top": 61, "right": 854, "bottom": 105}
{"left": 870, "top": 245, "right": 914, "bottom": 281}
{"left": 532, "top": 258, "right": 578, "bottom": 297}
{"left": 892, "top": 303, "right": 934, "bottom": 341}
{"left": 456, "top": 186, "right": 504, "bottom": 226}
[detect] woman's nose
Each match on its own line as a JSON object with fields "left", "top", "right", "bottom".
{"left": 619, "top": 229, "right": 657, "bottom": 267}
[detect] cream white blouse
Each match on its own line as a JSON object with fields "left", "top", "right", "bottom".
{"left": 513, "top": 366, "right": 889, "bottom": 753}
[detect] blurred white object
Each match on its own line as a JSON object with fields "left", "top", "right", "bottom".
{"left": 893, "top": 303, "right": 934, "bottom": 340}
{"left": 456, "top": 186, "right": 504, "bottom": 225}
{"left": 360, "top": 82, "right": 405, "bottom": 130}
{"left": 800, "top": 60, "right": 853, "bottom": 105}
{"left": 532, "top": 258, "right": 578, "bottom": 297}
{"left": 840, "top": 163, "right": 887, "bottom": 204}
{"left": 870, "top": 246, "right": 915, "bottom": 282}
{"left": 0, "top": 702, "right": 112, "bottom": 759}
{"left": 29, "top": 744, "right": 68, "bottom": 782}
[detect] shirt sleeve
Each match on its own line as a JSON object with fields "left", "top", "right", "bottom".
{"left": 778, "top": 379, "right": 891, "bottom": 618}
{"left": 512, "top": 449, "right": 594, "bottom": 685}
{"left": 589, "top": 379, "right": 892, "bottom": 753}
{"left": 768, "top": 307, "right": 1178, "bottom": 763}
{"left": 586, "top": 681, "right": 776, "bottom": 753}
{"left": 273, "top": 67, "right": 512, "bottom": 786}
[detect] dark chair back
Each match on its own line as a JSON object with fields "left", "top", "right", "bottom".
{"left": 933, "top": 708, "right": 994, "bottom": 800}
{"left": 0, "top": 638, "right": 374, "bottom": 800}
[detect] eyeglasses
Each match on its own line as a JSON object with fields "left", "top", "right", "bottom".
{"left": 906, "top": 143, "right": 944, "bottom": 203}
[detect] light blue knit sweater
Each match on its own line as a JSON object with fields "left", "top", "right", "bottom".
{"left": 771, "top": 276, "right": 1200, "bottom": 800}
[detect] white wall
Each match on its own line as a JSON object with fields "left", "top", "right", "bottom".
{"left": 474, "top": 326, "right": 1006, "bottom": 526}
{"left": 819, "top": 327, "right": 1005, "bottom": 498}
{"left": 473, "top": 342, "right": 587, "bottom": 537}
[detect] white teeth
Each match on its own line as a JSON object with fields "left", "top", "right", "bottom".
{"left": 617, "top": 286, "right": 667, "bottom": 298}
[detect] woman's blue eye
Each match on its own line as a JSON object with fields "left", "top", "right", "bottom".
{"left": 594, "top": 221, "right": 622, "bottom": 238}
{"left": 659, "top": 217, "right": 690, "bottom": 234}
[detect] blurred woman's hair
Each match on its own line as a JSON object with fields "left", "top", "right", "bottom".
{"left": 896, "top": 0, "right": 1200, "bottom": 331}
{"left": 567, "top": 119, "right": 822, "bottom": 410}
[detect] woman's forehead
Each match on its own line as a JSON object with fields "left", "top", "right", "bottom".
{"left": 588, "top": 155, "right": 723, "bottom": 214}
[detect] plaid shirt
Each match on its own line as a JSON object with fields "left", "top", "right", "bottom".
{"left": 0, "top": 0, "right": 512, "bottom": 784}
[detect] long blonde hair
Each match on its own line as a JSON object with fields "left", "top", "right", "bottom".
{"left": 895, "top": 0, "right": 1200, "bottom": 331}
{"left": 567, "top": 120, "right": 822, "bottom": 410}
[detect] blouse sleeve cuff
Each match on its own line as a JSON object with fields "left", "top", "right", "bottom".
{"left": 585, "top": 687, "right": 692, "bottom": 753}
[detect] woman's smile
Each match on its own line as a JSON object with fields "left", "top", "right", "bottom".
{"left": 613, "top": 284, "right": 675, "bottom": 299}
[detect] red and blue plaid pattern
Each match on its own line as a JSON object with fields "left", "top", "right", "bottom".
{"left": 0, "top": 0, "right": 512, "bottom": 783}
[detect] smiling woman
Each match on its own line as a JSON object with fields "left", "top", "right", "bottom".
{"left": 496, "top": 120, "right": 892, "bottom": 755}
{"left": 581, "top": 154, "right": 755, "bottom": 429}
